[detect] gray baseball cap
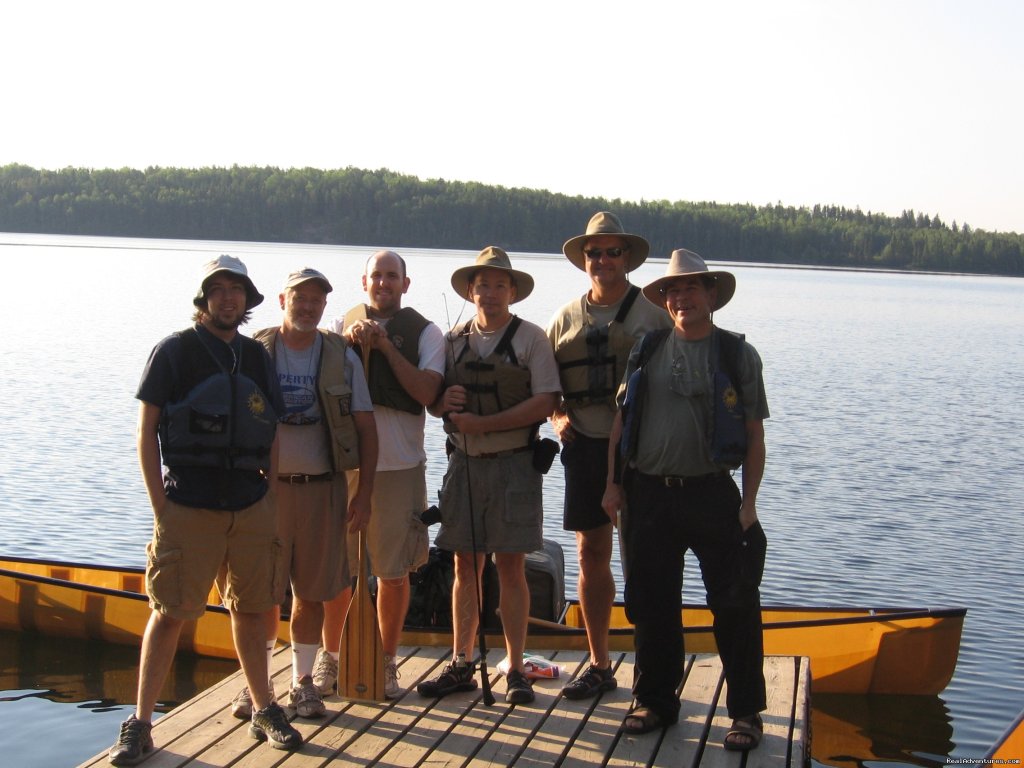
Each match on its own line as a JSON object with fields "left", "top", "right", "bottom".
{"left": 284, "top": 267, "right": 333, "bottom": 293}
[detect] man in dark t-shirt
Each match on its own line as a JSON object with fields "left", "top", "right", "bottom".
{"left": 108, "top": 256, "right": 301, "bottom": 766}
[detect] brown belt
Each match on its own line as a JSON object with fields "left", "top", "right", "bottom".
{"left": 470, "top": 445, "right": 532, "bottom": 460}
{"left": 277, "top": 472, "right": 333, "bottom": 484}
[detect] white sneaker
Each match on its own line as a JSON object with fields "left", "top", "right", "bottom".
{"left": 384, "top": 654, "right": 403, "bottom": 699}
{"left": 288, "top": 675, "right": 326, "bottom": 718}
{"left": 230, "top": 679, "right": 275, "bottom": 720}
{"left": 312, "top": 648, "right": 338, "bottom": 696}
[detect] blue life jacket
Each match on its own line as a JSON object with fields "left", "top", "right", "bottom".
{"left": 618, "top": 327, "right": 747, "bottom": 477}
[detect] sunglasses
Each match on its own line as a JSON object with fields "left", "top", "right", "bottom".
{"left": 583, "top": 247, "right": 626, "bottom": 259}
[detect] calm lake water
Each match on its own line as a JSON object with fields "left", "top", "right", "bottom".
{"left": 1, "top": 233, "right": 1022, "bottom": 766}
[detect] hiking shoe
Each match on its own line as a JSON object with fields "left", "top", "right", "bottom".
{"left": 107, "top": 715, "right": 153, "bottom": 766}
{"left": 384, "top": 654, "right": 403, "bottom": 699}
{"left": 230, "top": 679, "right": 275, "bottom": 720}
{"left": 312, "top": 648, "right": 338, "bottom": 695}
{"left": 288, "top": 675, "right": 326, "bottom": 718}
{"left": 505, "top": 669, "right": 535, "bottom": 704}
{"left": 416, "top": 661, "right": 477, "bottom": 698}
{"left": 562, "top": 663, "right": 617, "bottom": 700}
{"left": 249, "top": 702, "right": 302, "bottom": 750}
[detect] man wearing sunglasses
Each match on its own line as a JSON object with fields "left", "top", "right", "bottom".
{"left": 546, "top": 212, "right": 669, "bottom": 701}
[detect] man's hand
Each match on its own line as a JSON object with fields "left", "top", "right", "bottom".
{"left": 551, "top": 409, "right": 575, "bottom": 444}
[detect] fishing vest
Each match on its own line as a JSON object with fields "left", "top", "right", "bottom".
{"left": 159, "top": 328, "right": 278, "bottom": 472}
{"left": 618, "top": 327, "right": 747, "bottom": 474}
{"left": 342, "top": 305, "right": 428, "bottom": 415}
{"left": 252, "top": 327, "right": 361, "bottom": 472}
{"left": 554, "top": 285, "right": 642, "bottom": 408}
{"left": 446, "top": 317, "right": 532, "bottom": 417}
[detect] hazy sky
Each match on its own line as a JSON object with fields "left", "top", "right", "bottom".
{"left": 3, "top": 1, "right": 1021, "bottom": 234}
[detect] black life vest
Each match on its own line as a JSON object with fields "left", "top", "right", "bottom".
{"left": 159, "top": 328, "right": 278, "bottom": 472}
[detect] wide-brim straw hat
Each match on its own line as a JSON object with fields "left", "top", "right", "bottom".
{"left": 641, "top": 249, "right": 736, "bottom": 311}
{"left": 450, "top": 246, "right": 535, "bottom": 304}
{"left": 562, "top": 211, "right": 650, "bottom": 272}
{"left": 194, "top": 254, "right": 264, "bottom": 309}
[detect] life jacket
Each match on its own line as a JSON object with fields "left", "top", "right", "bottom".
{"left": 554, "top": 285, "right": 642, "bottom": 408}
{"left": 342, "top": 305, "right": 428, "bottom": 415}
{"left": 159, "top": 328, "right": 278, "bottom": 472}
{"left": 618, "top": 327, "right": 747, "bottom": 476}
{"left": 252, "top": 327, "right": 361, "bottom": 472}
{"left": 446, "top": 317, "right": 532, "bottom": 417}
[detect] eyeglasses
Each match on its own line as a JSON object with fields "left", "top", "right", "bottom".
{"left": 583, "top": 247, "right": 626, "bottom": 260}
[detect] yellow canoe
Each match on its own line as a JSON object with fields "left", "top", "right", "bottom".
{"left": 0, "top": 556, "right": 964, "bottom": 695}
{"left": 986, "top": 705, "right": 1024, "bottom": 763}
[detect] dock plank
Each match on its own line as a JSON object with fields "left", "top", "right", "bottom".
{"left": 76, "top": 650, "right": 808, "bottom": 768}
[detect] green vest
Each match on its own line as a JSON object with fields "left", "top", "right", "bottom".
{"left": 342, "top": 305, "right": 428, "bottom": 415}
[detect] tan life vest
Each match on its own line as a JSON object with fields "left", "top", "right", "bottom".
{"left": 445, "top": 317, "right": 532, "bottom": 417}
{"left": 553, "top": 285, "right": 642, "bottom": 408}
{"left": 253, "top": 327, "right": 360, "bottom": 472}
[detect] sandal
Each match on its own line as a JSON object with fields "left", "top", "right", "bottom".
{"left": 622, "top": 706, "right": 665, "bottom": 735}
{"left": 723, "top": 714, "right": 763, "bottom": 751}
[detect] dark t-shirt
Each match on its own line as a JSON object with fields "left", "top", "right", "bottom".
{"left": 136, "top": 324, "right": 284, "bottom": 511}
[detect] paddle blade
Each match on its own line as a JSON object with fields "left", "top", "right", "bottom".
{"left": 338, "top": 531, "right": 385, "bottom": 701}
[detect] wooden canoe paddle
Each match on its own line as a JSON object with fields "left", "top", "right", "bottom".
{"left": 337, "top": 339, "right": 385, "bottom": 701}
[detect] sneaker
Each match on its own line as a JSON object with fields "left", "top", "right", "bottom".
{"left": 107, "top": 715, "right": 153, "bottom": 766}
{"left": 249, "top": 702, "right": 302, "bottom": 751}
{"left": 230, "top": 679, "right": 275, "bottom": 720}
{"left": 505, "top": 669, "right": 535, "bottom": 704}
{"left": 384, "top": 654, "right": 403, "bottom": 699}
{"left": 416, "top": 661, "right": 477, "bottom": 698}
{"left": 312, "top": 648, "right": 338, "bottom": 695}
{"left": 562, "top": 663, "right": 617, "bottom": 700}
{"left": 288, "top": 675, "right": 326, "bottom": 718}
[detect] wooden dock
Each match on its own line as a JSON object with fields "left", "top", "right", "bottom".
{"left": 79, "top": 646, "right": 809, "bottom": 768}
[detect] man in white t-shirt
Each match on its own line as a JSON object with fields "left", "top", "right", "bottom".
{"left": 328, "top": 250, "right": 445, "bottom": 698}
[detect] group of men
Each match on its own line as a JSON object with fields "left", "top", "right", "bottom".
{"left": 108, "top": 211, "right": 770, "bottom": 765}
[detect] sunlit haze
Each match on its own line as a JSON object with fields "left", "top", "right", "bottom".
{"left": 2, "top": 0, "right": 1021, "bottom": 234}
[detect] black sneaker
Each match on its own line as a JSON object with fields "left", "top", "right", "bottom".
{"left": 108, "top": 715, "right": 154, "bottom": 766}
{"left": 505, "top": 669, "right": 535, "bottom": 704}
{"left": 416, "top": 662, "right": 478, "bottom": 698}
{"left": 249, "top": 702, "right": 302, "bottom": 750}
{"left": 562, "top": 663, "right": 617, "bottom": 700}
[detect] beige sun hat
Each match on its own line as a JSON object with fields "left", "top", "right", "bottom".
{"left": 284, "top": 266, "right": 333, "bottom": 293}
{"left": 194, "top": 254, "right": 264, "bottom": 308}
{"left": 641, "top": 249, "right": 736, "bottom": 311}
{"left": 562, "top": 211, "right": 650, "bottom": 272}
{"left": 450, "top": 246, "right": 535, "bottom": 303}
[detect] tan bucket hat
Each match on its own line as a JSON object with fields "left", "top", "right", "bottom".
{"left": 642, "top": 249, "right": 736, "bottom": 311}
{"left": 194, "top": 254, "right": 264, "bottom": 309}
{"left": 562, "top": 211, "right": 650, "bottom": 272}
{"left": 450, "top": 246, "right": 535, "bottom": 303}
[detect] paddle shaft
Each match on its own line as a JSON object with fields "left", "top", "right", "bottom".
{"left": 338, "top": 340, "right": 385, "bottom": 701}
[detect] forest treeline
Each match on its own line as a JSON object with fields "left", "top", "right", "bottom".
{"left": 2, "top": 164, "right": 1022, "bottom": 276}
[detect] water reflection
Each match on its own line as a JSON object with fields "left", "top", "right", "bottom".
{"left": 812, "top": 694, "right": 954, "bottom": 768}
{"left": 0, "top": 630, "right": 237, "bottom": 712}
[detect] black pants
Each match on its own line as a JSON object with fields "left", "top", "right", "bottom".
{"left": 623, "top": 470, "right": 767, "bottom": 722}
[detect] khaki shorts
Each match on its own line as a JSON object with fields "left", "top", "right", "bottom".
{"left": 347, "top": 465, "right": 429, "bottom": 580}
{"left": 276, "top": 474, "right": 351, "bottom": 602}
{"left": 434, "top": 450, "right": 543, "bottom": 554}
{"left": 147, "top": 495, "right": 283, "bottom": 620}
